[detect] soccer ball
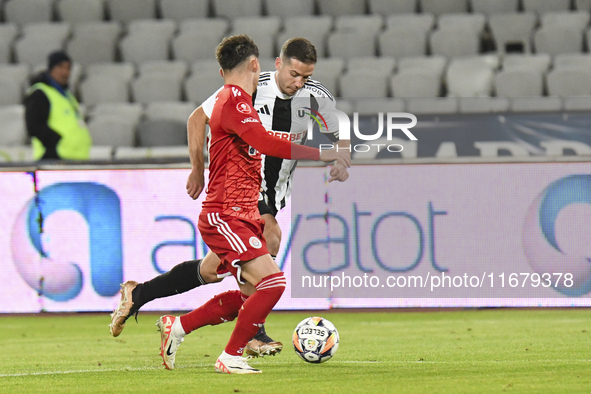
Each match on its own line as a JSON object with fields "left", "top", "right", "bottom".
{"left": 292, "top": 316, "right": 339, "bottom": 363}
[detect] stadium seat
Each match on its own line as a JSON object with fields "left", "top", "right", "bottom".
{"left": 458, "top": 97, "right": 511, "bottom": 114}
{"left": 23, "top": 22, "right": 71, "bottom": 43}
{"left": 231, "top": 17, "right": 282, "bottom": 59}
{"left": 386, "top": 13, "right": 434, "bottom": 33}
{"left": 347, "top": 56, "right": 396, "bottom": 76}
{"left": 184, "top": 73, "right": 224, "bottom": 103}
{"left": 355, "top": 97, "right": 406, "bottom": 115}
{"left": 307, "top": 57, "right": 344, "bottom": 95}
{"left": 547, "top": 67, "right": 591, "bottom": 96}
{"left": 489, "top": 13, "right": 537, "bottom": 54}
{"left": 265, "top": 0, "right": 315, "bottom": 17}
{"left": 137, "top": 119, "right": 187, "bottom": 147}
{"left": 391, "top": 70, "right": 441, "bottom": 97}
{"left": 0, "top": 36, "right": 11, "bottom": 64}
{"left": 318, "top": 0, "right": 366, "bottom": 17}
{"left": 0, "top": 105, "right": 26, "bottom": 145}
{"left": 0, "top": 22, "right": 18, "bottom": 43}
{"left": 119, "top": 32, "right": 171, "bottom": 64}
{"left": 0, "top": 64, "right": 30, "bottom": 88}
{"left": 420, "top": 0, "right": 467, "bottom": 16}
{"left": 369, "top": 0, "right": 417, "bottom": 15}
{"left": 79, "top": 75, "right": 130, "bottom": 105}
{"left": 89, "top": 103, "right": 144, "bottom": 125}
{"left": 335, "top": 15, "right": 384, "bottom": 36}
{"left": 534, "top": 26, "right": 584, "bottom": 56}
{"left": 406, "top": 97, "right": 458, "bottom": 114}
{"left": 494, "top": 68, "right": 544, "bottom": 97}
{"left": 15, "top": 35, "right": 65, "bottom": 67}
{"left": 276, "top": 16, "right": 333, "bottom": 57}
{"left": 430, "top": 28, "right": 480, "bottom": 58}
{"left": 523, "top": 0, "right": 571, "bottom": 14}
{"left": 378, "top": 28, "right": 428, "bottom": 58}
{"left": 0, "top": 76, "right": 23, "bottom": 106}
{"left": 173, "top": 31, "right": 224, "bottom": 63}
{"left": 145, "top": 101, "right": 195, "bottom": 122}
{"left": 563, "top": 96, "right": 591, "bottom": 111}
{"left": 4, "top": 0, "right": 52, "bottom": 24}
{"left": 72, "top": 21, "right": 121, "bottom": 42}
{"left": 138, "top": 60, "right": 188, "bottom": 80}
{"left": 191, "top": 59, "right": 222, "bottom": 75}
{"left": 259, "top": 57, "right": 277, "bottom": 71}
{"left": 339, "top": 74, "right": 389, "bottom": 98}
{"left": 576, "top": 0, "right": 591, "bottom": 11}
{"left": 328, "top": 32, "right": 376, "bottom": 58}
{"left": 57, "top": 0, "right": 105, "bottom": 23}
{"left": 179, "top": 18, "right": 229, "bottom": 36}
{"left": 106, "top": 0, "right": 157, "bottom": 24}
{"left": 554, "top": 53, "right": 591, "bottom": 70}
{"left": 470, "top": 0, "right": 518, "bottom": 15}
{"left": 540, "top": 11, "right": 590, "bottom": 31}
{"left": 398, "top": 55, "right": 447, "bottom": 75}
{"left": 446, "top": 56, "right": 498, "bottom": 97}
{"left": 86, "top": 62, "right": 136, "bottom": 82}
{"left": 128, "top": 19, "right": 177, "bottom": 39}
{"left": 159, "top": 0, "right": 209, "bottom": 21}
{"left": 511, "top": 96, "right": 562, "bottom": 112}
{"left": 87, "top": 115, "right": 137, "bottom": 146}
{"left": 213, "top": 0, "right": 262, "bottom": 18}
{"left": 66, "top": 34, "right": 117, "bottom": 66}
{"left": 437, "top": 14, "right": 486, "bottom": 34}
{"left": 502, "top": 53, "right": 551, "bottom": 74}
{"left": 131, "top": 74, "right": 183, "bottom": 104}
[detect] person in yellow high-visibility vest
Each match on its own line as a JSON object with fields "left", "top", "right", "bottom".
{"left": 24, "top": 51, "right": 92, "bottom": 160}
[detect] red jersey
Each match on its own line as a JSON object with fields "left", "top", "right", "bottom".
{"left": 205, "top": 85, "right": 263, "bottom": 220}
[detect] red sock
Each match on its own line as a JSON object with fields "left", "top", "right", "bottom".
{"left": 224, "top": 272, "right": 286, "bottom": 356}
{"left": 179, "top": 290, "right": 245, "bottom": 334}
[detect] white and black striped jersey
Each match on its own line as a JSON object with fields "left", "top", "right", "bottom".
{"left": 202, "top": 71, "right": 339, "bottom": 215}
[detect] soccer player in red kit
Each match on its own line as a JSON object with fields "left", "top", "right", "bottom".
{"left": 155, "top": 35, "right": 349, "bottom": 374}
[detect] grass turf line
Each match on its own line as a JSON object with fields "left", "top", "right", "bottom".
{"left": 0, "top": 309, "right": 590, "bottom": 393}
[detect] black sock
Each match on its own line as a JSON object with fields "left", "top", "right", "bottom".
{"left": 130, "top": 259, "right": 206, "bottom": 315}
{"left": 252, "top": 324, "right": 275, "bottom": 343}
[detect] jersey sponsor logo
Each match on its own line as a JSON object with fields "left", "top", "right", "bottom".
{"left": 257, "top": 104, "right": 271, "bottom": 115}
{"left": 248, "top": 146, "right": 258, "bottom": 156}
{"left": 267, "top": 129, "right": 306, "bottom": 142}
{"left": 236, "top": 102, "right": 252, "bottom": 114}
{"left": 241, "top": 117, "right": 259, "bottom": 124}
{"left": 232, "top": 87, "right": 242, "bottom": 97}
{"left": 249, "top": 236, "right": 262, "bottom": 249}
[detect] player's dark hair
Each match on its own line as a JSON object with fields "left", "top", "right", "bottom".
{"left": 280, "top": 38, "right": 317, "bottom": 65}
{"left": 216, "top": 34, "right": 259, "bottom": 71}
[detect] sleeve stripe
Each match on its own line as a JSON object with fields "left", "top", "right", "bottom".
{"left": 305, "top": 80, "right": 334, "bottom": 100}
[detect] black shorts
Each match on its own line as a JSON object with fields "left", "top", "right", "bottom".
{"left": 258, "top": 192, "right": 278, "bottom": 217}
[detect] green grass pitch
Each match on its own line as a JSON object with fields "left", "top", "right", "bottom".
{"left": 1, "top": 309, "right": 590, "bottom": 393}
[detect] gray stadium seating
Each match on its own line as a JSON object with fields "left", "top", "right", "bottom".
{"left": 547, "top": 67, "right": 591, "bottom": 97}
{"left": 563, "top": 96, "right": 591, "bottom": 111}
{"left": 430, "top": 28, "right": 480, "bottom": 58}
{"left": 407, "top": 97, "right": 458, "bottom": 114}
{"left": 437, "top": 14, "right": 485, "bottom": 34}
{"left": 0, "top": 35, "right": 11, "bottom": 64}
{"left": 86, "top": 62, "right": 136, "bottom": 82}
{"left": 318, "top": 0, "right": 366, "bottom": 17}
{"left": 328, "top": 32, "right": 376, "bottom": 58}
{"left": 489, "top": 13, "right": 537, "bottom": 54}
{"left": 67, "top": 34, "right": 117, "bottom": 66}
{"left": 73, "top": 21, "right": 121, "bottom": 44}
{"left": 145, "top": 101, "right": 195, "bottom": 122}
{"left": 23, "top": 22, "right": 71, "bottom": 43}
{"left": 0, "top": 64, "right": 30, "bottom": 88}
{"left": 576, "top": 0, "right": 591, "bottom": 11}
{"left": 179, "top": 18, "right": 229, "bottom": 36}
{"left": 458, "top": 97, "right": 511, "bottom": 114}
{"left": 386, "top": 13, "right": 434, "bottom": 33}
{"left": 398, "top": 55, "right": 447, "bottom": 76}
{"left": 87, "top": 115, "right": 137, "bottom": 146}
{"left": 173, "top": 31, "right": 224, "bottom": 63}
{"left": 5, "top": 0, "right": 52, "bottom": 24}
{"left": 190, "top": 59, "right": 222, "bottom": 75}
{"left": 0, "top": 105, "right": 26, "bottom": 145}
{"left": 534, "top": 26, "right": 584, "bottom": 56}
{"left": 89, "top": 103, "right": 144, "bottom": 126}
{"left": 307, "top": 57, "right": 344, "bottom": 95}
{"left": 213, "top": 0, "right": 262, "bottom": 18}
{"left": 369, "top": 0, "right": 417, "bottom": 15}
{"left": 541, "top": 11, "right": 590, "bottom": 31}
{"left": 276, "top": 16, "right": 333, "bottom": 57}
{"left": 79, "top": 75, "right": 131, "bottom": 105}
{"left": 159, "top": 0, "right": 209, "bottom": 21}
{"left": 554, "top": 53, "right": 591, "bottom": 70}
{"left": 335, "top": 15, "right": 384, "bottom": 36}
{"left": 511, "top": 97, "right": 562, "bottom": 113}
{"left": 391, "top": 71, "right": 441, "bottom": 98}
{"left": 523, "top": 0, "right": 571, "bottom": 14}
{"left": 470, "top": 0, "right": 518, "bottom": 15}
{"left": 138, "top": 60, "right": 188, "bottom": 81}
{"left": 106, "top": 0, "right": 157, "bottom": 24}
{"left": 265, "top": 0, "right": 315, "bottom": 17}
{"left": 137, "top": 119, "right": 187, "bottom": 147}
{"left": 57, "top": 0, "right": 105, "bottom": 23}
{"left": 231, "top": 16, "right": 282, "bottom": 59}
{"left": 339, "top": 74, "right": 389, "bottom": 98}
{"left": 446, "top": 56, "right": 498, "bottom": 97}
{"left": 131, "top": 74, "right": 183, "bottom": 104}
{"left": 348, "top": 56, "right": 396, "bottom": 76}
{"left": 184, "top": 72, "right": 224, "bottom": 103}
{"left": 495, "top": 69, "right": 544, "bottom": 97}
{"left": 0, "top": 76, "right": 23, "bottom": 106}
{"left": 420, "top": 0, "right": 467, "bottom": 16}
{"left": 379, "top": 28, "right": 428, "bottom": 58}
{"left": 128, "top": 19, "right": 177, "bottom": 39}
{"left": 15, "top": 35, "right": 65, "bottom": 67}
{"left": 119, "top": 32, "right": 171, "bottom": 64}
{"left": 502, "top": 54, "right": 551, "bottom": 74}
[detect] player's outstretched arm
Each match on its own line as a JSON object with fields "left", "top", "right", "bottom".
{"left": 186, "top": 106, "right": 208, "bottom": 200}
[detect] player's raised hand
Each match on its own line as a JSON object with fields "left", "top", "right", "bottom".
{"left": 328, "top": 162, "right": 350, "bottom": 183}
{"left": 319, "top": 149, "right": 351, "bottom": 169}
{"left": 186, "top": 169, "right": 205, "bottom": 200}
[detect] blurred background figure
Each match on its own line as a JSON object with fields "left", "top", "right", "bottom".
{"left": 24, "top": 50, "right": 92, "bottom": 161}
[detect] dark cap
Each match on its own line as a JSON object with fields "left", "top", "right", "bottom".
{"left": 47, "top": 50, "right": 72, "bottom": 71}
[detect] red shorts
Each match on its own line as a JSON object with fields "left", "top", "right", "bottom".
{"left": 198, "top": 211, "right": 269, "bottom": 283}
